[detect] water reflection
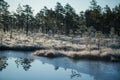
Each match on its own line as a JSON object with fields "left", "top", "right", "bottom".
{"left": 15, "top": 58, "right": 34, "bottom": 71}
{"left": 0, "top": 51, "right": 120, "bottom": 80}
{"left": 38, "top": 57, "right": 120, "bottom": 80}
{"left": 0, "top": 56, "right": 8, "bottom": 71}
{"left": 70, "top": 70, "right": 81, "bottom": 79}
{"left": 0, "top": 55, "right": 34, "bottom": 72}
{"left": 54, "top": 66, "right": 59, "bottom": 70}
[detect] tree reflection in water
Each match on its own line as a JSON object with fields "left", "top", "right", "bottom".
{"left": 0, "top": 56, "right": 8, "bottom": 71}
{"left": 54, "top": 66, "right": 59, "bottom": 70}
{"left": 15, "top": 58, "right": 34, "bottom": 71}
{"left": 70, "top": 70, "right": 81, "bottom": 79}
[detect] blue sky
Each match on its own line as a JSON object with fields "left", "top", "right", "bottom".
{"left": 5, "top": 0, "right": 120, "bottom": 15}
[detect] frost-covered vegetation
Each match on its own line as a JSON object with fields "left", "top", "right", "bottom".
{"left": 0, "top": 30, "right": 120, "bottom": 61}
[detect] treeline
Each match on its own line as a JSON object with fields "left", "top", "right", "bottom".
{"left": 0, "top": 0, "right": 120, "bottom": 36}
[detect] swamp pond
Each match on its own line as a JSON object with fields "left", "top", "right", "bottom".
{"left": 0, "top": 51, "right": 120, "bottom": 80}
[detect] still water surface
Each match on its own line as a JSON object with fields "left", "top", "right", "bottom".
{"left": 0, "top": 51, "right": 120, "bottom": 80}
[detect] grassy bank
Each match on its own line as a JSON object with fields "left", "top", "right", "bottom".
{"left": 33, "top": 49, "right": 120, "bottom": 62}
{"left": 0, "top": 31, "right": 120, "bottom": 62}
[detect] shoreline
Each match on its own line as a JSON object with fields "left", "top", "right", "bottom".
{"left": 1, "top": 45, "right": 120, "bottom": 62}
{"left": 0, "top": 32, "right": 120, "bottom": 62}
{"left": 33, "top": 49, "right": 120, "bottom": 62}
{"left": 0, "top": 45, "right": 46, "bottom": 51}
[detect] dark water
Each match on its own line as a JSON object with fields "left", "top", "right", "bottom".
{"left": 0, "top": 51, "right": 120, "bottom": 80}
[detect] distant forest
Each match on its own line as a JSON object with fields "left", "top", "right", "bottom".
{"left": 0, "top": 0, "right": 120, "bottom": 36}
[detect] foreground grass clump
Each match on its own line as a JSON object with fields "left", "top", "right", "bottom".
{"left": 33, "top": 49, "right": 120, "bottom": 62}
{"left": 33, "top": 50, "right": 65, "bottom": 58}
